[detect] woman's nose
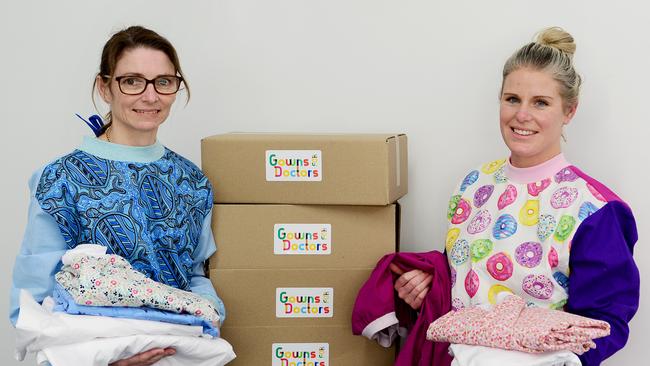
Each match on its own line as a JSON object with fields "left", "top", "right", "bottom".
{"left": 515, "top": 107, "right": 531, "bottom": 122}
{"left": 140, "top": 84, "right": 159, "bottom": 102}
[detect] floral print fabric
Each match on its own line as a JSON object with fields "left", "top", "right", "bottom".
{"left": 426, "top": 295, "right": 610, "bottom": 355}
{"left": 55, "top": 252, "right": 220, "bottom": 326}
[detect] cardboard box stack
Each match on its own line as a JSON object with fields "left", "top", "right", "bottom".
{"left": 201, "top": 133, "right": 407, "bottom": 365}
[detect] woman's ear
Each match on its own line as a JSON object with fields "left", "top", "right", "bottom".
{"left": 96, "top": 75, "right": 112, "bottom": 103}
{"left": 564, "top": 101, "right": 578, "bottom": 125}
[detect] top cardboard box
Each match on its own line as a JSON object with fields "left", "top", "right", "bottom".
{"left": 201, "top": 133, "right": 408, "bottom": 205}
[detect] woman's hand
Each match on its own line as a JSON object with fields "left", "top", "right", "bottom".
{"left": 109, "top": 348, "right": 176, "bottom": 366}
{"left": 390, "top": 263, "right": 432, "bottom": 310}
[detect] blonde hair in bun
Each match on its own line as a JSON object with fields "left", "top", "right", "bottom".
{"left": 502, "top": 27, "right": 581, "bottom": 109}
{"left": 536, "top": 27, "right": 576, "bottom": 56}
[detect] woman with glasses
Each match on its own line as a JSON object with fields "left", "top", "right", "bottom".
{"left": 10, "top": 26, "right": 225, "bottom": 366}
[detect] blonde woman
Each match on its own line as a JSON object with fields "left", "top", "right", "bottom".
{"left": 393, "top": 27, "right": 639, "bottom": 365}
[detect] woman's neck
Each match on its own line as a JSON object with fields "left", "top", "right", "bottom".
{"left": 504, "top": 153, "right": 570, "bottom": 184}
{"left": 103, "top": 124, "right": 158, "bottom": 147}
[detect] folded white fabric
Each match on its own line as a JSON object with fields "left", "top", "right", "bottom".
{"left": 36, "top": 335, "right": 236, "bottom": 366}
{"left": 60, "top": 243, "right": 107, "bottom": 265}
{"left": 15, "top": 290, "right": 205, "bottom": 359}
{"left": 449, "top": 344, "right": 581, "bottom": 366}
{"left": 15, "top": 290, "right": 235, "bottom": 366}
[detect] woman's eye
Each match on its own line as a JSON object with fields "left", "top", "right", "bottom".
{"left": 123, "top": 77, "right": 143, "bottom": 86}
{"left": 156, "top": 78, "right": 171, "bottom": 86}
{"left": 534, "top": 100, "right": 549, "bottom": 107}
{"left": 505, "top": 96, "right": 519, "bottom": 104}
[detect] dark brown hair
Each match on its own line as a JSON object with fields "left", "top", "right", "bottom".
{"left": 92, "top": 26, "right": 190, "bottom": 132}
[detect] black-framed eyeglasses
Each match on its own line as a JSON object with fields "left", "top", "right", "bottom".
{"left": 110, "top": 75, "right": 184, "bottom": 95}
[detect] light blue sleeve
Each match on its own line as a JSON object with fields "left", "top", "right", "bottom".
{"left": 189, "top": 207, "right": 226, "bottom": 323}
{"left": 9, "top": 168, "right": 68, "bottom": 326}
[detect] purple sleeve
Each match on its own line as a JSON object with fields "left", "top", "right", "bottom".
{"left": 566, "top": 200, "right": 639, "bottom": 366}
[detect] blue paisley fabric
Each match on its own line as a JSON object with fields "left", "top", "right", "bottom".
{"left": 34, "top": 148, "right": 212, "bottom": 291}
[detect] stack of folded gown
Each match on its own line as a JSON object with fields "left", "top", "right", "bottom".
{"left": 15, "top": 245, "right": 235, "bottom": 366}
{"left": 426, "top": 294, "right": 610, "bottom": 366}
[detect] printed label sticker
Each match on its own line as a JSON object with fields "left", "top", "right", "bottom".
{"left": 274, "top": 224, "right": 331, "bottom": 255}
{"left": 276, "top": 288, "right": 333, "bottom": 318}
{"left": 272, "top": 343, "right": 329, "bottom": 366}
{"left": 266, "top": 150, "right": 322, "bottom": 181}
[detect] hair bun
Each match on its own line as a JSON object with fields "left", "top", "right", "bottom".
{"left": 536, "top": 27, "right": 576, "bottom": 56}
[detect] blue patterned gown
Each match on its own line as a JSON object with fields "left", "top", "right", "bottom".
{"left": 10, "top": 136, "right": 225, "bottom": 325}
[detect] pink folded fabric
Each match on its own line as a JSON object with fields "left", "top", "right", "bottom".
{"left": 426, "top": 295, "right": 610, "bottom": 355}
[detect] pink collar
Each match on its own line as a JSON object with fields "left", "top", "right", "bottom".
{"left": 504, "top": 153, "right": 571, "bottom": 184}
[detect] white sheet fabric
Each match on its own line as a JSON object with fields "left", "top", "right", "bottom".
{"left": 449, "top": 344, "right": 581, "bottom": 366}
{"left": 15, "top": 290, "right": 235, "bottom": 366}
{"left": 60, "top": 243, "right": 107, "bottom": 265}
{"left": 35, "top": 335, "right": 236, "bottom": 366}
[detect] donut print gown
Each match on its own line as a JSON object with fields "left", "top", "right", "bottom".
{"left": 446, "top": 154, "right": 639, "bottom": 366}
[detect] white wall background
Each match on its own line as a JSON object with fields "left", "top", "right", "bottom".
{"left": 1, "top": 1, "right": 647, "bottom": 364}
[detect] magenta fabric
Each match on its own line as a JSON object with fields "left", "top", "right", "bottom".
{"left": 427, "top": 295, "right": 610, "bottom": 355}
{"left": 352, "top": 251, "right": 453, "bottom": 366}
{"left": 569, "top": 166, "right": 622, "bottom": 203}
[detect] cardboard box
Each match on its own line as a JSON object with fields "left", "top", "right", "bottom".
{"left": 211, "top": 269, "right": 372, "bottom": 327}
{"left": 222, "top": 325, "right": 395, "bottom": 365}
{"left": 210, "top": 204, "right": 399, "bottom": 270}
{"left": 201, "top": 133, "right": 408, "bottom": 205}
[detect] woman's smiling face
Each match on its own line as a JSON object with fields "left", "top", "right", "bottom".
{"left": 500, "top": 67, "right": 577, "bottom": 168}
{"left": 99, "top": 47, "right": 177, "bottom": 136}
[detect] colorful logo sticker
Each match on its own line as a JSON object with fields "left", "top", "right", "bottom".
{"left": 274, "top": 224, "right": 331, "bottom": 255}
{"left": 276, "top": 288, "right": 333, "bottom": 318}
{"left": 266, "top": 150, "right": 322, "bottom": 181}
{"left": 272, "top": 343, "right": 329, "bottom": 366}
